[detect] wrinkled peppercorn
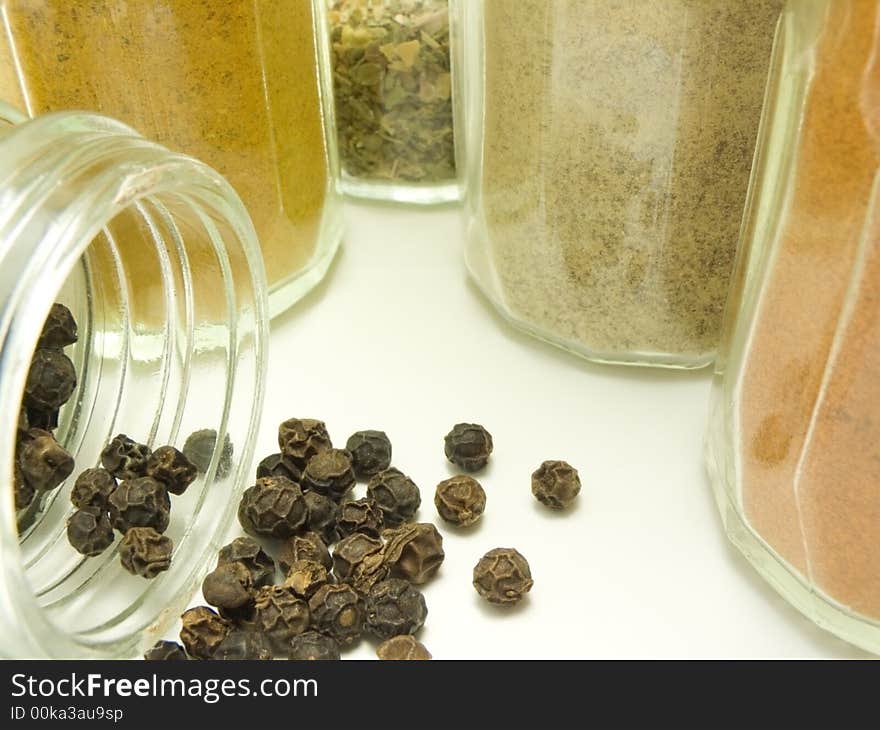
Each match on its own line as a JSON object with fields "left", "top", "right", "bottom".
{"left": 473, "top": 547, "right": 533, "bottom": 606}
{"left": 182, "top": 429, "right": 233, "bottom": 479}
{"left": 146, "top": 446, "right": 198, "bottom": 496}
{"left": 213, "top": 629, "right": 273, "bottom": 660}
{"left": 278, "top": 418, "right": 332, "bottom": 468}
{"left": 366, "top": 468, "right": 421, "bottom": 526}
{"left": 180, "top": 606, "right": 231, "bottom": 659}
{"left": 303, "top": 490, "right": 339, "bottom": 543}
{"left": 256, "top": 452, "right": 302, "bottom": 484}
{"left": 144, "top": 640, "right": 188, "bottom": 661}
{"left": 336, "top": 497, "right": 384, "bottom": 538}
{"left": 284, "top": 559, "right": 332, "bottom": 600}
{"left": 435, "top": 475, "right": 486, "bottom": 527}
{"left": 301, "top": 449, "right": 355, "bottom": 501}
{"left": 38, "top": 303, "right": 78, "bottom": 349}
{"left": 383, "top": 523, "right": 445, "bottom": 584}
{"left": 67, "top": 508, "right": 115, "bottom": 557}
{"left": 108, "top": 477, "right": 171, "bottom": 533}
{"left": 24, "top": 349, "right": 77, "bottom": 412}
{"left": 238, "top": 476, "right": 307, "bottom": 539}
{"left": 217, "top": 537, "right": 275, "bottom": 589}
{"left": 19, "top": 429, "right": 74, "bottom": 492}
{"left": 333, "top": 533, "right": 389, "bottom": 594}
{"left": 345, "top": 430, "right": 392, "bottom": 479}
{"left": 376, "top": 634, "right": 432, "bottom": 661}
{"left": 308, "top": 583, "right": 365, "bottom": 646}
{"left": 101, "top": 434, "right": 151, "bottom": 481}
{"left": 444, "top": 423, "right": 493, "bottom": 472}
{"left": 70, "top": 467, "right": 116, "bottom": 510}
{"left": 251, "top": 585, "right": 310, "bottom": 657}
{"left": 289, "top": 631, "right": 340, "bottom": 660}
{"left": 277, "top": 531, "right": 332, "bottom": 574}
{"left": 366, "top": 578, "right": 428, "bottom": 640}
{"left": 119, "top": 527, "right": 173, "bottom": 578}
{"left": 531, "top": 460, "right": 581, "bottom": 509}
{"left": 202, "top": 561, "right": 254, "bottom": 610}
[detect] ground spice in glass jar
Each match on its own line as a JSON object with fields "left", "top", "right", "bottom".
{"left": 475, "top": 0, "right": 782, "bottom": 364}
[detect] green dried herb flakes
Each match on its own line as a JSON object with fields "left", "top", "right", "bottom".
{"left": 328, "top": 0, "right": 455, "bottom": 184}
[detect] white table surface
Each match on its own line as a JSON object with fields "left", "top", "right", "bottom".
{"left": 181, "top": 201, "right": 866, "bottom": 659}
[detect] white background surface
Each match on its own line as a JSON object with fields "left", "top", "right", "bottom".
{"left": 182, "top": 202, "right": 865, "bottom": 659}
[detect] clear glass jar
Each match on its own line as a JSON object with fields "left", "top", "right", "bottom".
{"left": 0, "top": 0, "right": 343, "bottom": 318}
{"left": 457, "top": 0, "right": 783, "bottom": 368}
{"left": 325, "top": 0, "right": 462, "bottom": 204}
{"left": 707, "top": 0, "right": 880, "bottom": 653}
{"left": 0, "top": 103, "right": 268, "bottom": 658}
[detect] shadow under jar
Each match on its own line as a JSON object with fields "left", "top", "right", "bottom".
{"left": 0, "top": 103, "right": 268, "bottom": 658}
{"left": 708, "top": 0, "right": 880, "bottom": 654}
{"left": 0, "top": 0, "right": 343, "bottom": 318}
{"left": 457, "top": 0, "right": 784, "bottom": 368}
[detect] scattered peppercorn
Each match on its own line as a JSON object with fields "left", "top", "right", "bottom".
{"left": 303, "top": 490, "right": 340, "bottom": 543}
{"left": 278, "top": 418, "right": 332, "bottom": 469}
{"left": 336, "top": 497, "right": 385, "bottom": 538}
{"left": 180, "top": 606, "right": 231, "bottom": 660}
{"left": 531, "top": 460, "right": 581, "bottom": 509}
{"left": 119, "top": 527, "right": 173, "bottom": 578}
{"left": 146, "top": 445, "right": 198, "bottom": 496}
{"left": 217, "top": 537, "right": 276, "bottom": 589}
{"left": 366, "top": 467, "right": 421, "bottom": 526}
{"left": 38, "top": 303, "right": 79, "bottom": 349}
{"left": 108, "top": 477, "right": 171, "bottom": 533}
{"left": 308, "top": 583, "right": 365, "bottom": 646}
{"left": 444, "top": 423, "right": 493, "bottom": 472}
{"left": 66, "top": 508, "right": 115, "bottom": 557}
{"left": 301, "top": 448, "right": 356, "bottom": 500}
{"left": 101, "top": 434, "right": 151, "bottom": 481}
{"left": 345, "top": 430, "right": 392, "bottom": 479}
{"left": 277, "top": 531, "right": 332, "bottom": 574}
{"left": 284, "top": 559, "right": 332, "bottom": 600}
{"left": 238, "top": 476, "right": 307, "bottom": 539}
{"left": 289, "top": 631, "right": 341, "bottom": 660}
{"left": 202, "top": 561, "right": 254, "bottom": 610}
{"left": 70, "top": 467, "right": 116, "bottom": 510}
{"left": 473, "top": 547, "right": 533, "bottom": 606}
{"left": 376, "top": 634, "right": 432, "bottom": 661}
{"left": 182, "top": 428, "right": 233, "bottom": 479}
{"left": 213, "top": 629, "right": 274, "bottom": 660}
{"left": 23, "top": 348, "right": 77, "bottom": 411}
{"left": 251, "top": 585, "right": 310, "bottom": 657}
{"left": 144, "top": 640, "right": 188, "bottom": 661}
{"left": 333, "top": 533, "right": 389, "bottom": 594}
{"left": 256, "top": 452, "right": 302, "bottom": 483}
{"left": 365, "top": 578, "right": 428, "bottom": 640}
{"left": 19, "top": 428, "right": 74, "bottom": 492}
{"left": 383, "top": 522, "right": 444, "bottom": 584}
{"left": 434, "top": 475, "right": 486, "bottom": 527}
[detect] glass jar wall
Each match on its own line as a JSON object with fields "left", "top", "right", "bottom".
{"left": 707, "top": 0, "right": 880, "bottom": 653}
{"left": 0, "top": 0, "right": 342, "bottom": 318}
{"left": 457, "top": 0, "right": 783, "bottom": 368}
{"left": 0, "top": 104, "right": 267, "bottom": 658}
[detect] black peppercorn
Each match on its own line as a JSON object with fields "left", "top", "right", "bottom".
{"left": 26, "top": 407, "right": 59, "bottom": 432}
{"left": 119, "top": 527, "right": 173, "bottom": 578}
{"left": 217, "top": 536, "right": 275, "bottom": 589}
{"left": 277, "top": 531, "right": 332, "bottom": 574}
{"left": 67, "top": 508, "right": 115, "bottom": 557}
{"left": 108, "top": 477, "right": 171, "bottom": 533}
{"left": 38, "top": 303, "right": 78, "bottom": 349}
{"left": 238, "top": 476, "right": 307, "bottom": 539}
{"left": 19, "top": 428, "right": 74, "bottom": 493}
{"left": 101, "top": 434, "right": 151, "bottom": 481}
{"left": 284, "top": 559, "right": 332, "bottom": 600}
{"left": 182, "top": 428, "right": 233, "bottom": 479}
{"left": 366, "top": 467, "right": 421, "bottom": 526}
{"left": 256, "top": 452, "right": 302, "bottom": 483}
{"left": 303, "top": 490, "right": 340, "bottom": 543}
{"left": 289, "top": 631, "right": 340, "bottom": 660}
{"left": 531, "top": 460, "right": 581, "bottom": 509}
{"left": 213, "top": 629, "right": 273, "bottom": 660}
{"left": 444, "top": 423, "right": 493, "bottom": 472}
{"left": 24, "top": 348, "right": 77, "bottom": 411}
{"left": 308, "top": 583, "right": 365, "bottom": 646}
{"left": 345, "top": 430, "right": 392, "bottom": 479}
{"left": 336, "top": 497, "right": 384, "bottom": 538}
{"left": 70, "top": 467, "right": 116, "bottom": 510}
{"left": 180, "top": 606, "right": 231, "bottom": 660}
{"left": 365, "top": 578, "right": 428, "bottom": 640}
{"left": 332, "top": 533, "right": 388, "bottom": 594}
{"left": 251, "top": 585, "right": 310, "bottom": 657}
{"left": 473, "top": 547, "right": 533, "bottom": 606}
{"left": 376, "top": 634, "right": 432, "bottom": 660}
{"left": 13, "top": 461, "right": 35, "bottom": 511}
{"left": 301, "top": 448, "right": 355, "bottom": 501}
{"left": 144, "top": 640, "right": 188, "bottom": 661}
{"left": 382, "top": 523, "right": 445, "bottom": 584}
{"left": 435, "top": 475, "right": 486, "bottom": 527}
{"left": 202, "top": 561, "right": 254, "bottom": 610}
{"left": 278, "top": 418, "right": 332, "bottom": 469}
{"left": 146, "top": 445, "right": 198, "bottom": 496}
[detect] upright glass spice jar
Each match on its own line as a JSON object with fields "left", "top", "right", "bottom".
{"left": 0, "top": 103, "right": 267, "bottom": 658}
{"left": 457, "top": 0, "right": 783, "bottom": 368}
{"left": 0, "top": 0, "right": 342, "bottom": 318}
{"left": 707, "top": 0, "right": 880, "bottom": 653}
{"left": 325, "top": 0, "right": 461, "bottom": 204}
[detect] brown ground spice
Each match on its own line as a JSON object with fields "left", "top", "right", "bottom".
{"left": 736, "top": 0, "right": 880, "bottom": 616}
